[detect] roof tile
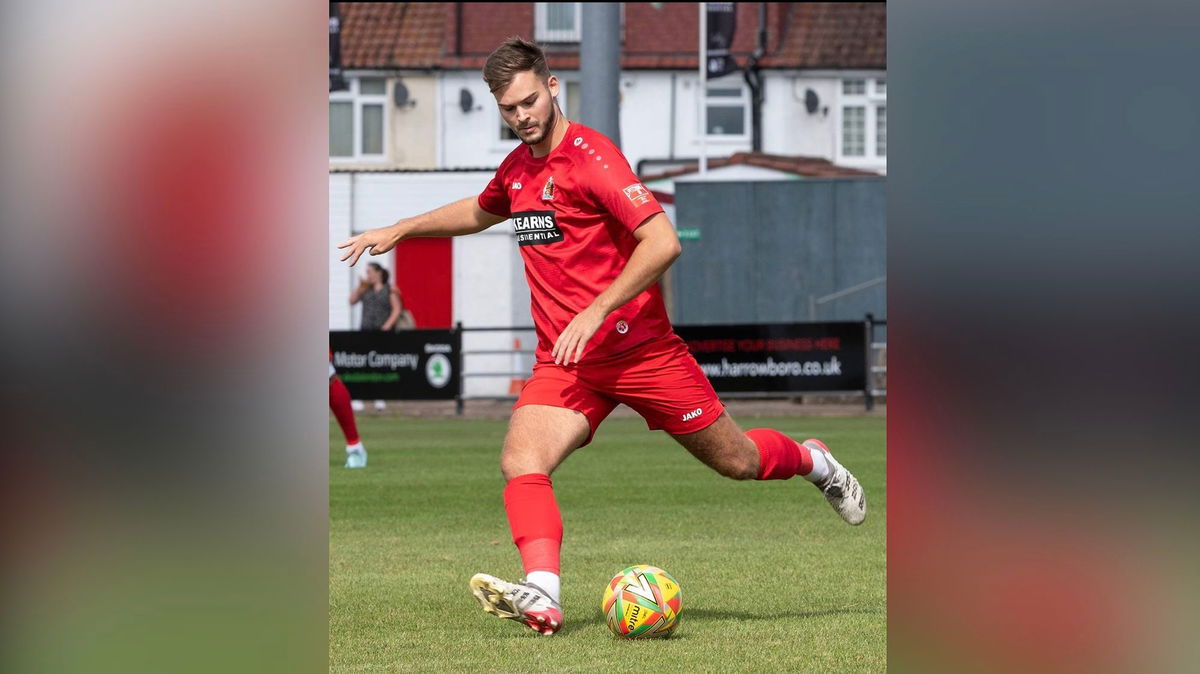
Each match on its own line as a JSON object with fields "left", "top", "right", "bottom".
{"left": 339, "top": 3, "right": 445, "bottom": 69}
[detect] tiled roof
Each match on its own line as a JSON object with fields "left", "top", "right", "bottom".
{"left": 338, "top": 3, "right": 445, "bottom": 69}
{"left": 335, "top": 3, "right": 884, "bottom": 71}
{"left": 640, "top": 152, "right": 880, "bottom": 181}
{"left": 761, "top": 3, "right": 886, "bottom": 69}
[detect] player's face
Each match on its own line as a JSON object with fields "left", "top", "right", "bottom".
{"left": 495, "top": 70, "right": 560, "bottom": 146}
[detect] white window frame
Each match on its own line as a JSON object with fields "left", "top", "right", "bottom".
{"left": 835, "top": 74, "right": 887, "bottom": 166}
{"left": 535, "top": 3, "right": 582, "bottom": 43}
{"left": 329, "top": 75, "right": 390, "bottom": 164}
{"left": 703, "top": 76, "right": 752, "bottom": 142}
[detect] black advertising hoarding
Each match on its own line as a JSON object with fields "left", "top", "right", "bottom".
{"left": 675, "top": 322, "right": 866, "bottom": 393}
{"left": 330, "top": 330, "right": 460, "bottom": 400}
{"left": 706, "top": 2, "right": 739, "bottom": 78}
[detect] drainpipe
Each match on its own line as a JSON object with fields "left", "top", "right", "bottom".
{"left": 668, "top": 72, "right": 677, "bottom": 159}
{"left": 745, "top": 2, "right": 767, "bottom": 152}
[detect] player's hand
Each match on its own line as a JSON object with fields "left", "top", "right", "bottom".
{"left": 337, "top": 225, "right": 401, "bottom": 266}
{"left": 552, "top": 304, "right": 608, "bottom": 366}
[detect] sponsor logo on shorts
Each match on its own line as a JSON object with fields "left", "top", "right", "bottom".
{"left": 682, "top": 408, "right": 703, "bottom": 422}
{"left": 623, "top": 183, "right": 651, "bottom": 207}
{"left": 511, "top": 210, "right": 564, "bottom": 246}
{"left": 616, "top": 320, "right": 629, "bottom": 334}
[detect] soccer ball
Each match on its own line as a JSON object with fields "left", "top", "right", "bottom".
{"left": 602, "top": 565, "right": 682, "bottom": 638}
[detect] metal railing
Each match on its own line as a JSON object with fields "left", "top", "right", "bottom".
{"left": 809, "top": 276, "right": 886, "bottom": 321}
{"left": 455, "top": 323, "right": 536, "bottom": 414}
{"left": 865, "top": 313, "right": 887, "bottom": 410}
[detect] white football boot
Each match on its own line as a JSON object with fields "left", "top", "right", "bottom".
{"left": 344, "top": 445, "right": 367, "bottom": 469}
{"left": 469, "top": 573, "right": 563, "bottom": 636}
{"left": 804, "top": 439, "right": 867, "bottom": 525}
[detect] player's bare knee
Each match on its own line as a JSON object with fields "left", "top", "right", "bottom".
{"left": 499, "top": 447, "right": 535, "bottom": 481}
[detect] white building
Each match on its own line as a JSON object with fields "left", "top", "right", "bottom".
{"left": 333, "top": 3, "right": 887, "bottom": 174}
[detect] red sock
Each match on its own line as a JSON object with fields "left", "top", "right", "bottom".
{"left": 746, "top": 428, "right": 811, "bottom": 480}
{"left": 329, "top": 376, "right": 360, "bottom": 445}
{"left": 503, "top": 473, "right": 562, "bottom": 575}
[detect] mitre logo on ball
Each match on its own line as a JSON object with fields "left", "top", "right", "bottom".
{"left": 602, "top": 565, "right": 682, "bottom": 639}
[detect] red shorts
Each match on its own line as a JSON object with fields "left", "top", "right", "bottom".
{"left": 513, "top": 332, "right": 725, "bottom": 444}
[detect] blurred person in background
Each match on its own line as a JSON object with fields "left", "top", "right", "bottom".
{"left": 349, "top": 261, "right": 403, "bottom": 411}
{"left": 338, "top": 37, "right": 866, "bottom": 637}
{"left": 329, "top": 350, "right": 367, "bottom": 468}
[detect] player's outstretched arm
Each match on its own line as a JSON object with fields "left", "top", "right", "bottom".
{"left": 337, "top": 197, "right": 507, "bottom": 266}
{"left": 551, "top": 213, "right": 682, "bottom": 365}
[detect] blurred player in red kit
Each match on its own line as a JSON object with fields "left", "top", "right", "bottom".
{"left": 330, "top": 350, "right": 367, "bottom": 468}
{"left": 338, "top": 37, "right": 864, "bottom": 635}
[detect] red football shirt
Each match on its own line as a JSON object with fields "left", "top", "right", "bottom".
{"left": 478, "top": 121, "right": 670, "bottom": 363}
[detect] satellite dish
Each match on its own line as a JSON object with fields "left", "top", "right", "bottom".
{"left": 804, "top": 88, "right": 819, "bottom": 114}
{"left": 460, "top": 88, "right": 474, "bottom": 114}
{"left": 394, "top": 81, "right": 417, "bottom": 108}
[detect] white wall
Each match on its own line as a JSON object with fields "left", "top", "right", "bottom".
{"left": 617, "top": 71, "right": 677, "bottom": 172}
{"left": 763, "top": 73, "right": 838, "bottom": 160}
{"left": 329, "top": 174, "right": 354, "bottom": 331}
{"left": 391, "top": 76, "right": 438, "bottom": 168}
{"left": 440, "top": 71, "right": 520, "bottom": 169}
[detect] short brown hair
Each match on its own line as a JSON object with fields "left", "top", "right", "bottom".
{"left": 482, "top": 36, "right": 550, "bottom": 93}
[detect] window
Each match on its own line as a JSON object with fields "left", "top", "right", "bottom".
{"left": 329, "top": 77, "right": 388, "bottom": 161}
{"left": 842, "top": 106, "right": 865, "bottom": 156}
{"left": 839, "top": 76, "right": 886, "bottom": 160}
{"left": 705, "top": 82, "right": 749, "bottom": 137}
{"left": 535, "top": 3, "right": 581, "bottom": 43}
{"left": 876, "top": 105, "right": 886, "bottom": 156}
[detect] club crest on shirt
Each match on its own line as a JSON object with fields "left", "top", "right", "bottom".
{"left": 541, "top": 176, "right": 556, "bottom": 202}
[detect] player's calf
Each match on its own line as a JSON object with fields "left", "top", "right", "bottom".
{"left": 706, "top": 450, "right": 758, "bottom": 480}
{"left": 671, "top": 412, "right": 760, "bottom": 480}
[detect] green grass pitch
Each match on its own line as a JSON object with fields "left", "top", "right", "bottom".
{"left": 330, "top": 414, "right": 885, "bottom": 672}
